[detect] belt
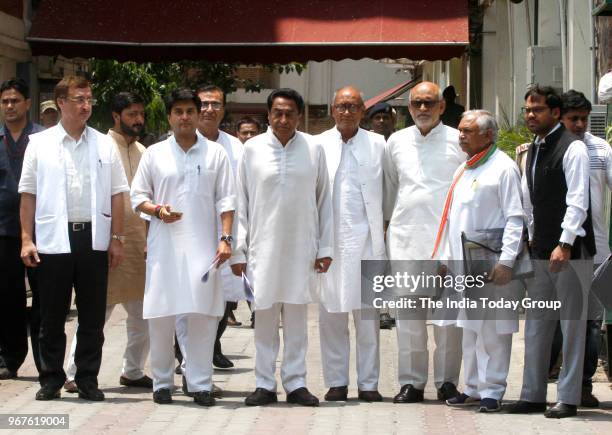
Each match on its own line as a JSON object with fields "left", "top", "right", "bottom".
{"left": 68, "top": 222, "right": 91, "bottom": 232}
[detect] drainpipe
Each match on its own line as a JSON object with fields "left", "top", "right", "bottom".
{"left": 559, "top": 0, "right": 568, "bottom": 91}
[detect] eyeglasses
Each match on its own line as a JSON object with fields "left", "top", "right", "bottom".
{"left": 333, "top": 104, "right": 361, "bottom": 114}
{"left": 200, "top": 101, "right": 223, "bottom": 110}
{"left": 0, "top": 98, "right": 25, "bottom": 106}
{"left": 410, "top": 100, "right": 439, "bottom": 110}
{"left": 65, "top": 96, "right": 97, "bottom": 106}
{"left": 521, "top": 106, "right": 548, "bottom": 115}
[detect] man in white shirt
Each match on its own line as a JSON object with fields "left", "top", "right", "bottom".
{"left": 19, "top": 76, "right": 129, "bottom": 401}
{"left": 316, "top": 86, "right": 385, "bottom": 402}
{"left": 130, "top": 88, "right": 235, "bottom": 406}
{"left": 174, "top": 85, "right": 243, "bottom": 377}
{"left": 236, "top": 116, "right": 261, "bottom": 144}
{"left": 440, "top": 110, "right": 524, "bottom": 412}
{"left": 508, "top": 86, "right": 594, "bottom": 418}
{"left": 559, "top": 90, "right": 612, "bottom": 408}
{"left": 231, "top": 88, "right": 333, "bottom": 407}
{"left": 384, "top": 81, "right": 465, "bottom": 403}
{"left": 63, "top": 92, "right": 152, "bottom": 393}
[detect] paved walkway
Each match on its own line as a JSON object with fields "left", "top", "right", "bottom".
{"left": 0, "top": 304, "right": 610, "bottom": 434}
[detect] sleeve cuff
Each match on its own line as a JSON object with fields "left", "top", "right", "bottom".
{"left": 559, "top": 230, "right": 577, "bottom": 245}
{"left": 111, "top": 185, "right": 130, "bottom": 196}
{"left": 317, "top": 247, "right": 333, "bottom": 258}
{"left": 216, "top": 195, "right": 235, "bottom": 214}
{"left": 230, "top": 253, "right": 247, "bottom": 265}
{"left": 18, "top": 187, "right": 37, "bottom": 195}
{"left": 498, "top": 258, "right": 516, "bottom": 268}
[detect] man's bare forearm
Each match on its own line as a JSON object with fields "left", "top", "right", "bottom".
{"left": 220, "top": 210, "right": 234, "bottom": 235}
{"left": 20, "top": 193, "right": 36, "bottom": 242}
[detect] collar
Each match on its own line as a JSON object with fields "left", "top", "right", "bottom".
{"left": 58, "top": 121, "right": 88, "bottom": 144}
{"left": 413, "top": 121, "right": 444, "bottom": 140}
{"left": 267, "top": 126, "right": 298, "bottom": 148}
{"left": 333, "top": 126, "right": 360, "bottom": 144}
{"left": 171, "top": 132, "right": 201, "bottom": 153}
{"left": 0, "top": 121, "right": 33, "bottom": 138}
{"left": 107, "top": 129, "right": 134, "bottom": 148}
{"left": 535, "top": 122, "right": 562, "bottom": 145}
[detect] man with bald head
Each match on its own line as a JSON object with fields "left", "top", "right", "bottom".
{"left": 383, "top": 81, "right": 466, "bottom": 403}
{"left": 315, "top": 86, "right": 386, "bottom": 402}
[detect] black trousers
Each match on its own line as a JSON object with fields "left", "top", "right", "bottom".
{"left": 37, "top": 225, "right": 108, "bottom": 389}
{"left": 0, "top": 236, "right": 28, "bottom": 373}
{"left": 214, "top": 302, "right": 233, "bottom": 355}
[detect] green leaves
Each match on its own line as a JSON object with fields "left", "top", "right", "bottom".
{"left": 88, "top": 59, "right": 305, "bottom": 136}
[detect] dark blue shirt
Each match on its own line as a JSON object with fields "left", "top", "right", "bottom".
{"left": 0, "top": 122, "right": 44, "bottom": 237}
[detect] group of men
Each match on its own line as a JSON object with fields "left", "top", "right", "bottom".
{"left": 1, "top": 74, "right": 610, "bottom": 417}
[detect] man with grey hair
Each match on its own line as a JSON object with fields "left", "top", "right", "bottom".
{"left": 439, "top": 110, "right": 524, "bottom": 412}
{"left": 384, "top": 81, "right": 466, "bottom": 403}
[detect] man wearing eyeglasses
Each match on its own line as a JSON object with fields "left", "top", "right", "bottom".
{"left": 173, "top": 85, "right": 242, "bottom": 383}
{"left": 0, "top": 78, "right": 44, "bottom": 381}
{"left": 507, "top": 86, "right": 594, "bottom": 419}
{"left": 19, "top": 75, "right": 129, "bottom": 401}
{"left": 383, "top": 81, "right": 465, "bottom": 404}
{"left": 315, "top": 86, "right": 385, "bottom": 403}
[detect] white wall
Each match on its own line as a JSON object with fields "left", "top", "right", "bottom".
{"left": 567, "top": 0, "right": 595, "bottom": 98}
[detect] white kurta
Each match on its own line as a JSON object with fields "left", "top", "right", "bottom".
{"left": 384, "top": 123, "right": 465, "bottom": 260}
{"left": 441, "top": 149, "right": 524, "bottom": 334}
{"left": 317, "top": 127, "right": 386, "bottom": 313}
{"left": 198, "top": 129, "right": 245, "bottom": 302}
{"left": 130, "top": 135, "right": 235, "bottom": 318}
{"left": 231, "top": 128, "right": 333, "bottom": 310}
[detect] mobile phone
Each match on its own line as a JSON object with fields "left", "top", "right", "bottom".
{"left": 168, "top": 211, "right": 183, "bottom": 218}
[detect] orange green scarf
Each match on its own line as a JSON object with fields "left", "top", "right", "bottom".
{"left": 430, "top": 144, "right": 497, "bottom": 259}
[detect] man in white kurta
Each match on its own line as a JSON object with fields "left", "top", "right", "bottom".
{"left": 439, "top": 110, "right": 524, "bottom": 412}
{"left": 175, "top": 85, "right": 244, "bottom": 378}
{"left": 316, "top": 86, "right": 385, "bottom": 402}
{"left": 383, "top": 81, "right": 466, "bottom": 403}
{"left": 130, "top": 88, "right": 235, "bottom": 406}
{"left": 231, "top": 88, "right": 333, "bottom": 407}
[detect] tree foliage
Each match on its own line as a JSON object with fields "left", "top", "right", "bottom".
{"left": 89, "top": 59, "right": 304, "bottom": 135}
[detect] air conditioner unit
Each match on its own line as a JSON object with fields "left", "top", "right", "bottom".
{"left": 589, "top": 105, "right": 608, "bottom": 140}
{"left": 527, "top": 46, "right": 563, "bottom": 90}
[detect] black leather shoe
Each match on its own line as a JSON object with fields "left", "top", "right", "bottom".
{"left": 193, "top": 390, "right": 216, "bottom": 406}
{"left": 153, "top": 388, "right": 173, "bottom": 404}
{"left": 358, "top": 390, "right": 383, "bottom": 402}
{"left": 437, "top": 382, "right": 460, "bottom": 401}
{"left": 0, "top": 367, "right": 17, "bottom": 379}
{"left": 581, "top": 388, "right": 599, "bottom": 408}
{"left": 120, "top": 375, "right": 153, "bottom": 389}
{"left": 504, "top": 400, "right": 546, "bottom": 414}
{"left": 545, "top": 402, "right": 577, "bottom": 419}
{"left": 393, "top": 384, "right": 424, "bottom": 403}
{"left": 77, "top": 384, "right": 105, "bottom": 401}
{"left": 245, "top": 388, "right": 278, "bottom": 406}
{"left": 324, "top": 386, "right": 348, "bottom": 401}
{"left": 213, "top": 353, "right": 234, "bottom": 369}
{"left": 35, "top": 385, "right": 61, "bottom": 401}
{"left": 287, "top": 387, "right": 319, "bottom": 406}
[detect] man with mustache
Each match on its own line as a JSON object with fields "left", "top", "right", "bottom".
{"left": 0, "top": 78, "right": 44, "bottom": 380}
{"left": 19, "top": 75, "right": 129, "bottom": 401}
{"left": 384, "top": 81, "right": 465, "bottom": 404}
{"left": 63, "top": 92, "right": 152, "bottom": 393}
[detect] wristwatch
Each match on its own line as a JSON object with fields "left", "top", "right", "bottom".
{"left": 220, "top": 234, "right": 234, "bottom": 244}
{"left": 111, "top": 234, "right": 125, "bottom": 243}
{"left": 558, "top": 241, "right": 572, "bottom": 250}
